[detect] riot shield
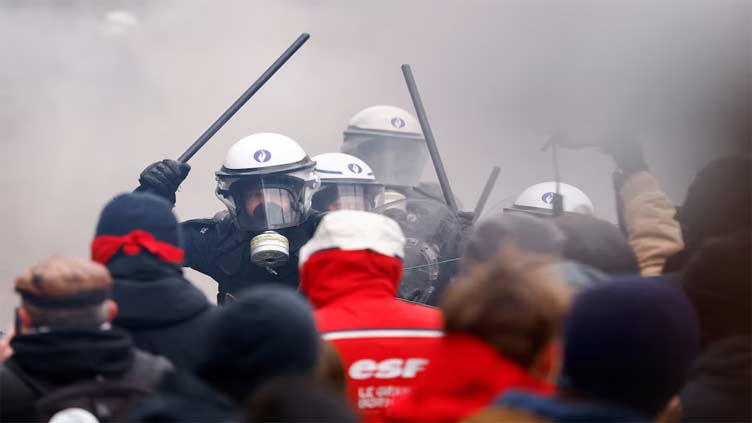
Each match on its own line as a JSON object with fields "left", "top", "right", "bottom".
{"left": 374, "top": 198, "right": 463, "bottom": 305}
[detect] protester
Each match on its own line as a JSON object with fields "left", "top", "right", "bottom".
{"left": 298, "top": 210, "right": 443, "bottom": 419}
{"left": 489, "top": 277, "right": 700, "bottom": 422}
{"left": 0, "top": 256, "right": 172, "bottom": 422}
{"left": 461, "top": 213, "right": 566, "bottom": 274}
{"left": 553, "top": 213, "right": 640, "bottom": 275}
{"left": 677, "top": 231, "right": 751, "bottom": 421}
{"left": 129, "top": 285, "right": 319, "bottom": 421}
{"left": 664, "top": 156, "right": 751, "bottom": 272}
{"left": 464, "top": 213, "right": 606, "bottom": 295}
{"left": 603, "top": 136, "right": 685, "bottom": 276}
{"left": 386, "top": 249, "right": 571, "bottom": 422}
{"left": 92, "top": 192, "right": 214, "bottom": 370}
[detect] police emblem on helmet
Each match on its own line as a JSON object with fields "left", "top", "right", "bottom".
{"left": 348, "top": 163, "right": 363, "bottom": 174}
{"left": 391, "top": 117, "right": 406, "bottom": 129}
{"left": 253, "top": 149, "right": 271, "bottom": 163}
{"left": 542, "top": 192, "right": 555, "bottom": 204}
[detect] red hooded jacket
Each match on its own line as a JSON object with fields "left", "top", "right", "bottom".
{"left": 385, "top": 333, "right": 554, "bottom": 422}
{"left": 300, "top": 249, "right": 443, "bottom": 420}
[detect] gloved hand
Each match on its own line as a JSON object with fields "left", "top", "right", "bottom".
{"left": 137, "top": 159, "right": 191, "bottom": 205}
{"left": 602, "top": 135, "right": 648, "bottom": 175}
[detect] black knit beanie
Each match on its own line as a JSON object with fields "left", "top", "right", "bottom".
{"left": 197, "top": 285, "right": 319, "bottom": 402}
{"left": 560, "top": 277, "right": 700, "bottom": 416}
{"left": 95, "top": 192, "right": 181, "bottom": 247}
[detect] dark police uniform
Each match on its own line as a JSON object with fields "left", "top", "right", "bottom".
{"left": 180, "top": 212, "right": 322, "bottom": 303}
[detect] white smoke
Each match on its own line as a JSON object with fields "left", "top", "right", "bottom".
{"left": 1, "top": 0, "right": 749, "bottom": 328}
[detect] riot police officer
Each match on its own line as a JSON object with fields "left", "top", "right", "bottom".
{"left": 506, "top": 181, "right": 595, "bottom": 216}
{"left": 137, "top": 132, "right": 321, "bottom": 303}
{"left": 340, "top": 105, "right": 467, "bottom": 305}
{"left": 311, "top": 152, "right": 384, "bottom": 212}
{"left": 341, "top": 105, "right": 428, "bottom": 204}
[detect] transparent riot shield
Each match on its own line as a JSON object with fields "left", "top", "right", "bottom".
{"left": 374, "top": 198, "right": 463, "bottom": 305}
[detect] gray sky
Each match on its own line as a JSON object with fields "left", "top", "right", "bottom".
{"left": 1, "top": 0, "right": 750, "bottom": 328}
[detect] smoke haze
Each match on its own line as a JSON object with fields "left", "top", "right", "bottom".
{"left": 1, "top": 0, "right": 749, "bottom": 327}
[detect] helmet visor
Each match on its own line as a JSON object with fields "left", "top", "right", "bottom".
{"left": 342, "top": 134, "right": 428, "bottom": 188}
{"left": 218, "top": 175, "right": 309, "bottom": 231}
{"left": 312, "top": 183, "right": 385, "bottom": 212}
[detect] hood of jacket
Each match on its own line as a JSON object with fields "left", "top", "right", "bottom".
{"left": 300, "top": 249, "right": 403, "bottom": 308}
{"left": 496, "top": 390, "right": 648, "bottom": 423}
{"left": 10, "top": 327, "right": 134, "bottom": 384}
{"left": 109, "top": 254, "right": 210, "bottom": 328}
{"left": 386, "top": 333, "right": 553, "bottom": 422}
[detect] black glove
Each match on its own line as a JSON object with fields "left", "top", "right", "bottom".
{"left": 602, "top": 135, "right": 648, "bottom": 175}
{"left": 137, "top": 159, "right": 191, "bottom": 205}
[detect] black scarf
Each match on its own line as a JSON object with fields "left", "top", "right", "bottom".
{"left": 10, "top": 327, "right": 134, "bottom": 384}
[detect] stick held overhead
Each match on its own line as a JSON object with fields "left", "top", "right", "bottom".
{"left": 177, "top": 33, "right": 310, "bottom": 163}
{"left": 401, "top": 64, "right": 458, "bottom": 213}
{"left": 473, "top": 166, "right": 501, "bottom": 222}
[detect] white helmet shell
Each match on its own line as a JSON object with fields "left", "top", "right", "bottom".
{"left": 514, "top": 182, "right": 595, "bottom": 215}
{"left": 312, "top": 153, "right": 376, "bottom": 182}
{"left": 346, "top": 105, "right": 422, "bottom": 136}
{"left": 215, "top": 132, "right": 318, "bottom": 231}
{"left": 223, "top": 132, "right": 308, "bottom": 171}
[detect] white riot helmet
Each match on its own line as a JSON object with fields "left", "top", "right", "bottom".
{"left": 215, "top": 133, "right": 319, "bottom": 232}
{"left": 341, "top": 105, "right": 428, "bottom": 188}
{"left": 311, "top": 153, "right": 385, "bottom": 212}
{"left": 509, "top": 182, "right": 594, "bottom": 216}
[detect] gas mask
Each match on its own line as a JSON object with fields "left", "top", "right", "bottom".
{"left": 247, "top": 203, "right": 291, "bottom": 268}
{"left": 250, "top": 230, "right": 290, "bottom": 268}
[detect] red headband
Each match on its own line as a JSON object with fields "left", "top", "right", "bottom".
{"left": 91, "top": 230, "right": 184, "bottom": 265}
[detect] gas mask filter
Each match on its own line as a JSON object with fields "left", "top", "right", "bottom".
{"left": 250, "top": 231, "right": 290, "bottom": 268}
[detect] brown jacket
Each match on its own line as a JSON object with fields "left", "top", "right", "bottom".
{"left": 621, "top": 172, "right": 683, "bottom": 276}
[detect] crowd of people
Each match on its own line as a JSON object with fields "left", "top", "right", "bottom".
{"left": 0, "top": 102, "right": 749, "bottom": 422}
